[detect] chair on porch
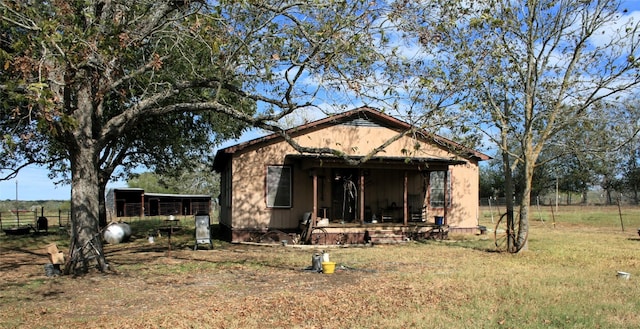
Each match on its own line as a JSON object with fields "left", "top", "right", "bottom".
{"left": 379, "top": 202, "right": 400, "bottom": 223}
{"left": 410, "top": 207, "right": 426, "bottom": 222}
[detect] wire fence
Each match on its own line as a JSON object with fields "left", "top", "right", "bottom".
{"left": 0, "top": 209, "right": 70, "bottom": 232}
{"left": 480, "top": 193, "right": 639, "bottom": 208}
{"left": 0, "top": 203, "right": 218, "bottom": 232}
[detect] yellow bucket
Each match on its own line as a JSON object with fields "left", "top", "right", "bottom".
{"left": 321, "top": 262, "right": 336, "bottom": 274}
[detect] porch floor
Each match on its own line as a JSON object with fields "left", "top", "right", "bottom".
{"left": 307, "top": 221, "right": 448, "bottom": 245}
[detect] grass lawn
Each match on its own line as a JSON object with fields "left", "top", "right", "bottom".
{"left": 0, "top": 206, "right": 638, "bottom": 328}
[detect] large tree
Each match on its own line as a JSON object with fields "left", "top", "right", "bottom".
{"left": 392, "top": 0, "right": 640, "bottom": 252}
{"left": 1, "top": 0, "right": 392, "bottom": 273}
{"left": 612, "top": 132, "right": 640, "bottom": 204}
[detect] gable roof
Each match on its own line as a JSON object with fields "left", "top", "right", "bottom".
{"left": 213, "top": 107, "right": 490, "bottom": 171}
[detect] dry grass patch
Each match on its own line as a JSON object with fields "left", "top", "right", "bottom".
{"left": 1, "top": 208, "right": 639, "bottom": 328}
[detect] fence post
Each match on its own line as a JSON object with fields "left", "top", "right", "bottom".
{"left": 488, "top": 197, "right": 494, "bottom": 223}
{"left": 617, "top": 194, "right": 624, "bottom": 232}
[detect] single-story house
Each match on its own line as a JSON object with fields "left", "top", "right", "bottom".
{"left": 106, "top": 188, "right": 211, "bottom": 218}
{"left": 213, "top": 107, "right": 490, "bottom": 244}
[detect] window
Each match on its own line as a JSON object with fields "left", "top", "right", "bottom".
{"left": 266, "top": 166, "right": 292, "bottom": 208}
{"left": 429, "top": 170, "right": 451, "bottom": 208}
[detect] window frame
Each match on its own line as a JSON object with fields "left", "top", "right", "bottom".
{"left": 429, "top": 170, "right": 451, "bottom": 208}
{"left": 266, "top": 165, "right": 292, "bottom": 208}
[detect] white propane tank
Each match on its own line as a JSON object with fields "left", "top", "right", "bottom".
{"left": 103, "top": 223, "right": 132, "bottom": 244}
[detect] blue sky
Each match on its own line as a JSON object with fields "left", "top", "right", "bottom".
{"left": 0, "top": 166, "right": 70, "bottom": 201}
{"left": 0, "top": 135, "right": 260, "bottom": 201}
{"left": 2, "top": 0, "right": 640, "bottom": 201}
{"left": 0, "top": 131, "right": 268, "bottom": 201}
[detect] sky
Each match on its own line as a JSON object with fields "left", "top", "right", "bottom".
{"left": 0, "top": 136, "right": 258, "bottom": 201}
{"left": 2, "top": 0, "right": 640, "bottom": 201}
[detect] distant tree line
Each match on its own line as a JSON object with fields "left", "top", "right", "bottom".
{"left": 126, "top": 163, "right": 220, "bottom": 204}
{"left": 480, "top": 132, "right": 640, "bottom": 205}
{"left": 0, "top": 200, "right": 70, "bottom": 213}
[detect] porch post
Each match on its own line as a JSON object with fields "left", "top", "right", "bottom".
{"left": 141, "top": 192, "right": 145, "bottom": 218}
{"left": 359, "top": 171, "right": 365, "bottom": 224}
{"left": 403, "top": 171, "right": 408, "bottom": 225}
{"left": 304, "top": 172, "right": 318, "bottom": 244}
{"left": 443, "top": 169, "right": 448, "bottom": 225}
{"left": 312, "top": 172, "right": 318, "bottom": 223}
{"left": 426, "top": 172, "right": 431, "bottom": 221}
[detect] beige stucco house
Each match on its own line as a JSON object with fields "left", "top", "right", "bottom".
{"left": 213, "top": 107, "right": 490, "bottom": 244}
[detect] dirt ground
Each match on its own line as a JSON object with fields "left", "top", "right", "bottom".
{"left": 0, "top": 233, "right": 401, "bottom": 328}
{"left": 4, "top": 209, "right": 640, "bottom": 328}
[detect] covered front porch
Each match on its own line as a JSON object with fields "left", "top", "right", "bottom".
{"left": 290, "top": 154, "right": 462, "bottom": 244}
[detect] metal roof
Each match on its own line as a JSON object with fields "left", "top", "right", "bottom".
{"left": 110, "top": 188, "right": 210, "bottom": 198}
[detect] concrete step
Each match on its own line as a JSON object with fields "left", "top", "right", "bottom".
{"left": 369, "top": 230, "right": 406, "bottom": 244}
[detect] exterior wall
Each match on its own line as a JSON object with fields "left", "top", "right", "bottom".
{"left": 230, "top": 142, "right": 313, "bottom": 230}
{"left": 226, "top": 124, "right": 480, "bottom": 234}
{"left": 447, "top": 161, "right": 480, "bottom": 229}
{"left": 365, "top": 169, "right": 407, "bottom": 216}
{"left": 219, "top": 160, "right": 232, "bottom": 228}
{"left": 303, "top": 125, "right": 455, "bottom": 159}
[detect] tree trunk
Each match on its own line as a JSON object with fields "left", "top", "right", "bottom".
{"left": 501, "top": 148, "right": 516, "bottom": 252}
{"left": 518, "top": 157, "right": 534, "bottom": 253}
{"left": 67, "top": 145, "right": 108, "bottom": 274}
{"left": 64, "top": 79, "right": 108, "bottom": 274}
{"left": 99, "top": 183, "right": 108, "bottom": 228}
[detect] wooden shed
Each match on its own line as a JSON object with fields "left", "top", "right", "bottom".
{"left": 107, "top": 188, "right": 211, "bottom": 218}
